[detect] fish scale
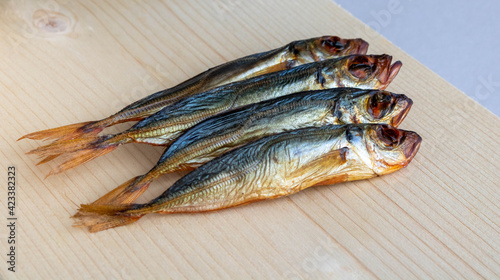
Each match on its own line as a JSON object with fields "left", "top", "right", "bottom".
{"left": 73, "top": 124, "right": 421, "bottom": 232}
{"left": 82, "top": 88, "right": 412, "bottom": 207}
{"left": 28, "top": 54, "right": 401, "bottom": 176}
{"left": 21, "top": 36, "right": 368, "bottom": 158}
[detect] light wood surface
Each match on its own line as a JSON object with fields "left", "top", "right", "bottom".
{"left": 1, "top": 0, "right": 499, "bottom": 279}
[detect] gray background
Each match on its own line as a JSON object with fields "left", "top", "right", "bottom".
{"left": 334, "top": 0, "right": 500, "bottom": 117}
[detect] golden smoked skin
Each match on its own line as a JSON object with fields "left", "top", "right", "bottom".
{"left": 19, "top": 36, "right": 368, "bottom": 143}
{"left": 74, "top": 124, "right": 422, "bottom": 232}
{"left": 115, "top": 37, "right": 368, "bottom": 120}
{"left": 93, "top": 54, "right": 401, "bottom": 146}
{"left": 29, "top": 54, "right": 402, "bottom": 176}
{"left": 91, "top": 88, "right": 413, "bottom": 205}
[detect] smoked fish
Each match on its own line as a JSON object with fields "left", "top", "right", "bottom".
{"left": 29, "top": 54, "right": 402, "bottom": 176}
{"left": 91, "top": 88, "right": 413, "bottom": 205}
{"left": 73, "top": 124, "right": 422, "bottom": 232}
{"left": 19, "top": 36, "right": 368, "bottom": 143}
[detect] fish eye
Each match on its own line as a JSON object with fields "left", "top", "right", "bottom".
{"left": 377, "top": 125, "right": 405, "bottom": 147}
{"left": 368, "top": 92, "right": 395, "bottom": 119}
{"left": 348, "top": 57, "right": 376, "bottom": 80}
{"left": 321, "top": 36, "right": 345, "bottom": 51}
{"left": 348, "top": 64, "right": 373, "bottom": 80}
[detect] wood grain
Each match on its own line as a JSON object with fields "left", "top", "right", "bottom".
{"left": 0, "top": 0, "right": 499, "bottom": 279}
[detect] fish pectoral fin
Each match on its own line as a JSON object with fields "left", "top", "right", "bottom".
{"left": 313, "top": 174, "right": 350, "bottom": 186}
{"left": 248, "top": 61, "right": 290, "bottom": 77}
{"left": 290, "top": 147, "right": 350, "bottom": 189}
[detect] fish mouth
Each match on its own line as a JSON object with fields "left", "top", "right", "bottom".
{"left": 356, "top": 40, "right": 369, "bottom": 55}
{"left": 391, "top": 97, "right": 413, "bottom": 127}
{"left": 387, "top": 61, "right": 403, "bottom": 83}
{"left": 377, "top": 56, "right": 402, "bottom": 88}
{"left": 402, "top": 131, "right": 422, "bottom": 162}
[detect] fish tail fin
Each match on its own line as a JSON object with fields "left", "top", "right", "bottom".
{"left": 91, "top": 176, "right": 152, "bottom": 205}
{"left": 46, "top": 143, "right": 118, "bottom": 177}
{"left": 18, "top": 121, "right": 102, "bottom": 141}
{"left": 36, "top": 154, "right": 61, "bottom": 165}
{"left": 77, "top": 203, "right": 134, "bottom": 215}
{"left": 27, "top": 134, "right": 102, "bottom": 159}
{"left": 45, "top": 133, "right": 130, "bottom": 176}
{"left": 72, "top": 204, "right": 142, "bottom": 233}
{"left": 42, "top": 134, "right": 128, "bottom": 177}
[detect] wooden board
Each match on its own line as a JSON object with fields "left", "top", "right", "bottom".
{"left": 1, "top": 0, "right": 499, "bottom": 279}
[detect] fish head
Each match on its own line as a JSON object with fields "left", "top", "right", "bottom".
{"left": 311, "top": 36, "right": 369, "bottom": 59}
{"left": 346, "top": 124, "right": 421, "bottom": 176}
{"left": 335, "top": 55, "right": 402, "bottom": 89}
{"left": 336, "top": 90, "right": 413, "bottom": 127}
{"left": 293, "top": 37, "right": 369, "bottom": 63}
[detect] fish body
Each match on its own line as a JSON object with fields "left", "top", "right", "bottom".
{"left": 74, "top": 124, "right": 422, "bottom": 232}
{"left": 31, "top": 54, "right": 402, "bottom": 176}
{"left": 20, "top": 36, "right": 368, "bottom": 143}
{"left": 127, "top": 54, "right": 401, "bottom": 146}
{"left": 118, "top": 36, "right": 369, "bottom": 121}
{"left": 91, "top": 88, "right": 412, "bottom": 205}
